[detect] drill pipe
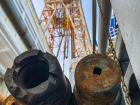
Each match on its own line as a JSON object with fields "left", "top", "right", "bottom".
{"left": 4, "top": 50, "right": 72, "bottom": 105}
{"left": 74, "top": 54, "right": 122, "bottom": 105}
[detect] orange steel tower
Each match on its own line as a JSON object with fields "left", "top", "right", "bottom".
{"left": 40, "top": 0, "right": 92, "bottom": 68}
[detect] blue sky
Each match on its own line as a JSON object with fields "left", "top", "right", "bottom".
{"left": 81, "top": 0, "right": 92, "bottom": 37}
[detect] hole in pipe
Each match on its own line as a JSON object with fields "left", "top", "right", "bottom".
{"left": 93, "top": 67, "right": 102, "bottom": 75}
{"left": 18, "top": 60, "right": 49, "bottom": 89}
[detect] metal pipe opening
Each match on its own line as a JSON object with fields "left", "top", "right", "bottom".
{"left": 93, "top": 67, "right": 102, "bottom": 75}
{"left": 18, "top": 60, "right": 49, "bottom": 89}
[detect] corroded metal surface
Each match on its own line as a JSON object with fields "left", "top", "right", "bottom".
{"left": 4, "top": 50, "right": 72, "bottom": 105}
{"left": 0, "top": 95, "right": 6, "bottom": 105}
{"left": 74, "top": 54, "right": 121, "bottom": 105}
{"left": 4, "top": 95, "right": 21, "bottom": 105}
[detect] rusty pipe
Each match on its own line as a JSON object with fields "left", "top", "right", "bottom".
{"left": 4, "top": 50, "right": 72, "bottom": 105}
{"left": 0, "top": 0, "right": 33, "bottom": 49}
{"left": 74, "top": 54, "right": 122, "bottom": 105}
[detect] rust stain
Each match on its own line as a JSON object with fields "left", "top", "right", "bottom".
{"left": 0, "top": 95, "right": 6, "bottom": 105}
{"left": 4, "top": 95, "right": 22, "bottom": 105}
